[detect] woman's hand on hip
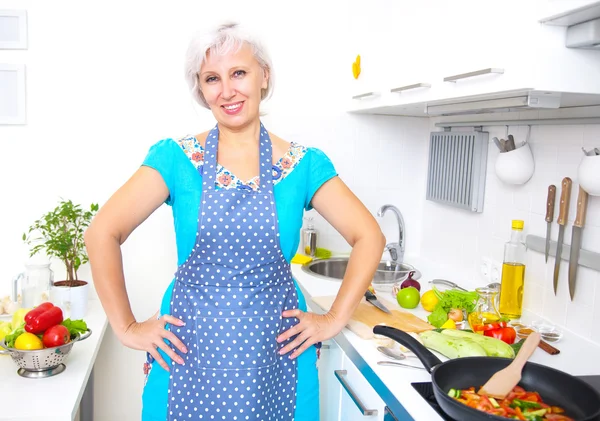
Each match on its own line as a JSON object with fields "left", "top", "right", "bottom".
{"left": 277, "top": 310, "right": 344, "bottom": 359}
{"left": 120, "top": 311, "right": 188, "bottom": 371}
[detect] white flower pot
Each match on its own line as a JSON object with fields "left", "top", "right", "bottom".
{"left": 50, "top": 281, "right": 89, "bottom": 321}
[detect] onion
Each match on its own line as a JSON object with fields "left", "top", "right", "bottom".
{"left": 400, "top": 271, "right": 421, "bottom": 292}
{"left": 448, "top": 308, "right": 464, "bottom": 322}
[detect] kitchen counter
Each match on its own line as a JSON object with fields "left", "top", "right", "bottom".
{"left": 292, "top": 262, "right": 600, "bottom": 421}
{"left": 0, "top": 300, "right": 108, "bottom": 421}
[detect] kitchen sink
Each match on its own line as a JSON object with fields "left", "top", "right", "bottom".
{"left": 301, "top": 257, "right": 417, "bottom": 283}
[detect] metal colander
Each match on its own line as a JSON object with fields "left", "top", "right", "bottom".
{"left": 0, "top": 329, "right": 92, "bottom": 372}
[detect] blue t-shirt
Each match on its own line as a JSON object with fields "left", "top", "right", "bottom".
{"left": 142, "top": 136, "right": 337, "bottom": 314}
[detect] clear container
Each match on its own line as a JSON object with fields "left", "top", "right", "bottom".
{"left": 301, "top": 217, "right": 318, "bottom": 257}
{"left": 499, "top": 220, "right": 526, "bottom": 319}
{"left": 467, "top": 287, "right": 502, "bottom": 334}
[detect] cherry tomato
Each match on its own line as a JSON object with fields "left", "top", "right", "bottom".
{"left": 42, "top": 324, "right": 70, "bottom": 348}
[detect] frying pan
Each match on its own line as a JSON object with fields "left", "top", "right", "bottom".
{"left": 373, "top": 325, "right": 600, "bottom": 421}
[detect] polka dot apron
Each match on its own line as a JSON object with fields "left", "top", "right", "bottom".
{"left": 166, "top": 123, "right": 298, "bottom": 420}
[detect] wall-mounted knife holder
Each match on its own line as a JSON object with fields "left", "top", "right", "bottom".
{"left": 526, "top": 235, "right": 600, "bottom": 272}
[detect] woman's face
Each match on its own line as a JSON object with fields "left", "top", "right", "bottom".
{"left": 199, "top": 43, "right": 268, "bottom": 128}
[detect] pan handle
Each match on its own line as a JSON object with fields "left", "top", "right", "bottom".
{"left": 373, "top": 326, "right": 442, "bottom": 373}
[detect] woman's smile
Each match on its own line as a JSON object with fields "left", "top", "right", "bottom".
{"left": 221, "top": 101, "right": 245, "bottom": 115}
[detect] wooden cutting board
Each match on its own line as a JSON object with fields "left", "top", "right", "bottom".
{"left": 311, "top": 295, "right": 434, "bottom": 340}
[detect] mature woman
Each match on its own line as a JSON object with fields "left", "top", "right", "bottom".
{"left": 85, "top": 22, "right": 385, "bottom": 421}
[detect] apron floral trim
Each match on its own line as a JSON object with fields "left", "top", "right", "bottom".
{"left": 177, "top": 134, "right": 307, "bottom": 191}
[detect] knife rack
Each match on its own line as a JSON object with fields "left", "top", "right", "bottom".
{"left": 526, "top": 235, "right": 600, "bottom": 272}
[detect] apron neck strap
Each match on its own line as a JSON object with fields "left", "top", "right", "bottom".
{"left": 203, "top": 122, "right": 273, "bottom": 193}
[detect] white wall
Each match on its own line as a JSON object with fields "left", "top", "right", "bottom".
{"left": 0, "top": 1, "right": 428, "bottom": 420}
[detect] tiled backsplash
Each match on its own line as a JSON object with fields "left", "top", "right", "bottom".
{"left": 418, "top": 121, "right": 600, "bottom": 345}
{"left": 310, "top": 112, "right": 600, "bottom": 345}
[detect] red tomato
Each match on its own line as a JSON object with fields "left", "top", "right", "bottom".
{"left": 42, "top": 324, "right": 70, "bottom": 348}
{"left": 483, "top": 326, "right": 516, "bottom": 344}
{"left": 481, "top": 321, "right": 508, "bottom": 331}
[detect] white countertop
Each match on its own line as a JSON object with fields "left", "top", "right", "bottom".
{"left": 0, "top": 300, "right": 108, "bottom": 421}
{"left": 292, "top": 261, "right": 600, "bottom": 421}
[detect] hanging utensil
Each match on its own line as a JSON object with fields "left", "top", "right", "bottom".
{"left": 568, "top": 186, "right": 588, "bottom": 301}
{"left": 492, "top": 137, "right": 504, "bottom": 152}
{"left": 505, "top": 134, "right": 516, "bottom": 152}
{"left": 545, "top": 185, "right": 556, "bottom": 263}
{"left": 553, "top": 177, "right": 572, "bottom": 295}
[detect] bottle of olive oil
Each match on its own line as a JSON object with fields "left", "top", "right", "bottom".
{"left": 499, "top": 220, "right": 526, "bottom": 319}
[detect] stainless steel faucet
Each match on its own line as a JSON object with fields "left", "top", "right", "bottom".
{"left": 377, "top": 204, "right": 405, "bottom": 263}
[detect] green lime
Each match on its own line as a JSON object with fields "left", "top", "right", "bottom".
{"left": 396, "top": 287, "right": 421, "bottom": 309}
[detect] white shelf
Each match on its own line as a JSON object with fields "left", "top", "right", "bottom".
{"left": 540, "top": 1, "right": 600, "bottom": 26}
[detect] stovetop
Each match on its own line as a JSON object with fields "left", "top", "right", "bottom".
{"left": 412, "top": 375, "right": 600, "bottom": 421}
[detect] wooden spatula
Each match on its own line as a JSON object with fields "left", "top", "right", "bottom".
{"left": 478, "top": 332, "right": 541, "bottom": 399}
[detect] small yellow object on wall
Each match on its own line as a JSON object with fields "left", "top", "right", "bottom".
{"left": 352, "top": 54, "right": 361, "bottom": 79}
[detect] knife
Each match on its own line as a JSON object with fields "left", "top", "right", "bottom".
{"left": 553, "top": 177, "right": 572, "bottom": 295}
{"left": 365, "top": 290, "right": 392, "bottom": 314}
{"left": 545, "top": 185, "right": 556, "bottom": 263}
{"left": 568, "top": 186, "right": 588, "bottom": 301}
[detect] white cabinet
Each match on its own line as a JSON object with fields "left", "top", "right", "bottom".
{"left": 338, "top": 354, "right": 386, "bottom": 421}
{"left": 319, "top": 340, "right": 343, "bottom": 421}
{"left": 318, "top": 338, "right": 387, "bottom": 421}
{"left": 346, "top": 0, "right": 600, "bottom": 116}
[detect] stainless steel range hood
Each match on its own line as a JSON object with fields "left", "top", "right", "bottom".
{"left": 426, "top": 91, "right": 562, "bottom": 116}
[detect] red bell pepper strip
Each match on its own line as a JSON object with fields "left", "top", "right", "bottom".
{"left": 24, "top": 302, "right": 54, "bottom": 324}
{"left": 24, "top": 305, "right": 64, "bottom": 334}
{"left": 483, "top": 326, "right": 516, "bottom": 344}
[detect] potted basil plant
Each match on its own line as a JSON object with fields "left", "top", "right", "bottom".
{"left": 23, "top": 199, "right": 99, "bottom": 319}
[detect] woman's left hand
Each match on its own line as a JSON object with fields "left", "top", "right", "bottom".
{"left": 276, "top": 309, "right": 345, "bottom": 359}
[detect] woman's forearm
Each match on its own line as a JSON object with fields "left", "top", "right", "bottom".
{"left": 328, "top": 232, "right": 385, "bottom": 326}
{"left": 85, "top": 229, "right": 136, "bottom": 339}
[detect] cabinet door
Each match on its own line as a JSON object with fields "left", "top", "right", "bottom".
{"left": 319, "top": 340, "right": 343, "bottom": 421}
{"left": 338, "top": 354, "right": 385, "bottom": 421}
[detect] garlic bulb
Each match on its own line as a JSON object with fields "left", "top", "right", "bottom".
{"left": 4, "top": 301, "right": 19, "bottom": 314}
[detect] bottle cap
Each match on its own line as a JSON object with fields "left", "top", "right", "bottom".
{"left": 512, "top": 220, "right": 524, "bottom": 230}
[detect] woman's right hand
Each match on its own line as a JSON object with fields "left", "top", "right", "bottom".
{"left": 119, "top": 311, "right": 188, "bottom": 371}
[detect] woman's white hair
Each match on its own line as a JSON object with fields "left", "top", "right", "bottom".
{"left": 184, "top": 21, "right": 274, "bottom": 109}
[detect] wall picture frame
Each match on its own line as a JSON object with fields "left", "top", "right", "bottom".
{"left": 0, "top": 9, "right": 28, "bottom": 49}
{"left": 0, "top": 63, "right": 26, "bottom": 124}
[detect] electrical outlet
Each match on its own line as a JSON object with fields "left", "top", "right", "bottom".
{"left": 490, "top": 261, "right": 502, "bottom": 283}
{"left": 480, "top": 257, "right": 492, "bottom": 283}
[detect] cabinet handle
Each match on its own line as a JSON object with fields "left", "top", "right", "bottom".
{"left": 384, "top": 407, "right": 400, "bottom": 421}
{"left": 443, "top": 68, "right": 504, "bottom": 83}
{"left": 334, "top": 370, "right": 378, "bottom": 416}
{"left": 352, "top": 92, "right": 379, "bottom": 100}
{"left": 390, "top": 83, "right": 431, "bottom": 93}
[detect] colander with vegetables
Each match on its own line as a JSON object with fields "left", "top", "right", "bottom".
{"left": 0, "top": 302, "right": 91, "bottom": 378}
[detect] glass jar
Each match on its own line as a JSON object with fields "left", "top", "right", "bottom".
{"left": 467, "top": 287, "right": 502, "bottom": 334}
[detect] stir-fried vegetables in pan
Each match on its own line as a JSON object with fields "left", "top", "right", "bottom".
{"left": 447, "top": 385, "right": 573, "bottom": 420}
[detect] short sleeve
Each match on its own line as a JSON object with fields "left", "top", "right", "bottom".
{"left": 305, "top": 148, "right": 338, "bottom": 210}
{"left": 142, "top": 139, "right": 180, "bottom": 206}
